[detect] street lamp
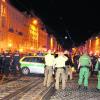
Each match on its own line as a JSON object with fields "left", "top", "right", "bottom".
{"left": 32, "top": 19, "right": 38, "bottom": 25}
{"left": 8, "top": 43, "right": 12, "bottom": 48}
{"left": 64, "top": 36, "right": 68, "bottom": 39}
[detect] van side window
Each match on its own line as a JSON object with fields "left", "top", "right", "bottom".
{"left": 22, "top": 57, "right": 30, "bottom": 62}
{"left": 22, "top": 57, "right": 35, "bottom": 62}
{"left": 36, "top": 57, "right": 45, "bottom": 63}
{"left": 22, "top": 57, "right": 45, "bottom": 63}
{"left": 31, "top": 57, "right": 36, "bottom": 62}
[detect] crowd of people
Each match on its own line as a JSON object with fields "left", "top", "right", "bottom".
{"left": 0, "top": 50, "right": 21, "bottom": 79}
{"left": 0, "top": 50, "right": 41, "bottom": 77}
{"left": 0, "top": 49, "right": 100, "bottom": 91}
{"left": 43, "top": 49, "right": 100, "bottom": 91}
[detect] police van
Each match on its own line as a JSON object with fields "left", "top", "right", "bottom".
{"left": 20, "top": 56, "right": 45, "bottom": 75}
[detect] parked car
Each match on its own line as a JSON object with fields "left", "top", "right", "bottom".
{"left": 20, "top": 56, "right": 45, "bottom": 75}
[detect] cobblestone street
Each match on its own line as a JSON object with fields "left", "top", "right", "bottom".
{"left": 50, "top": 75, "right": 100, "bottom": 100}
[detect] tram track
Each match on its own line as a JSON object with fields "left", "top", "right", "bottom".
{"left": 1, "top": 78, "right": 43, "bottom": 100}
{"left": 11, "top": 81, "right": 55, "bottom": 100}
{"left": 0, "top": 75, "right": 56, "bottom": 100}
{"left": 0, "top": 76, "right": 42, "bottom": 100}
{"left": 0, "top": 76, "right": 21, "bottom": 85}
{"left": 3, "top": 76, "right": 99, "bottom": 100}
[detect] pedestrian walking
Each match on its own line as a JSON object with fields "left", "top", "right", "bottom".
{"left": 43, "top": 50, "right": 55, "bottom": 87}
{"left": 54, "top": 52, "right": 68, "bottom": 90}
{"left": 94, "top": 57, "right": 100, "bottom": 91}
{"left": 78, "top": 50, "right": 92, "bottom": 90}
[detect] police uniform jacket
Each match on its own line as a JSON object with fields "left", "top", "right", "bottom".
{"left": 79, "top": 54, "right": 91, "bottom": 67}
{"left": 54, "top": 56, "right": 68, "bottom": 68}
{"left": 13, "top": 54, "right": 20, "bottom": 64}
{"left": 45, "top": 54, "right": 55, "bottom": 66}
{"left": 95, "top": 58, "right": 100, "bottom": 71}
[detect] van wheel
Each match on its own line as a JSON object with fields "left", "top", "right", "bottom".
{"left": 22, "top": 67, "right": 30, "bottom": 75}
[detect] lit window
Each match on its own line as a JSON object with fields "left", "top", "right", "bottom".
{"left": 50, "top": 37, "right": 53, "bottom": 49}
{"left": 2, "top": 0, "right": 5, "bottom": 2}
{"left": 95, "top": 38, "right": 99, "bottom": 46}
{"left": 1, "top": 4, "right": 6, "bottom": 16}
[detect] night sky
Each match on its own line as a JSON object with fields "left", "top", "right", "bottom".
{"left": 9, "top": 0, "right": 100, "bottom": 49}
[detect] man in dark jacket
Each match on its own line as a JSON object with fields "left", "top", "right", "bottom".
{"left": 12, "top": 51, "right": 20, "bottom": 76}
{"left": 3, "top": 51, "right": 12, "bottom": 78}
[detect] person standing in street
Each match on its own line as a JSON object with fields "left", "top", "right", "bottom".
{"left": 78, "top": 50, "right": 92, "bottom": 90}
{"left": 94, "top": 57, "right": 100, "bottom": 91}
{"left": 0, "top": 51, "right": 5, "bottom": 74}
{"left": 64, "top": 51, "right": 72, "bottom": 81}
{"left": 3, "top": 51, "right": 12, "bottom": 78}
{"left": 43, "top": 50, "right": 55, "bottom": 87}
{"left": 54, "top": 52, "right": 68, "bottom": 90}
{"left": 12, "top": 51, "right": 21, "bottom": 77}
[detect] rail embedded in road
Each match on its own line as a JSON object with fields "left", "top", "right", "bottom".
{"left": 0, "top": 76, "right": 42, "bottom": 100}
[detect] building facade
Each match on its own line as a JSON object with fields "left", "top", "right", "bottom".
{"left": 38, "top": 29, "right": 48, "bottom": 51}
{"left": 86, "top": 35, "right": 100, "bottom": 55}
{"left": 0, "top": 0, "right": 62, "bottom": 52}
{"left": 7, "top": 2, "right": 29, "bottom": 52}
{"left": 0, "top": 0, "right": 7, "bottom": 50}
{"left": 0, "top": 0, "right": 29, "bottom": 52}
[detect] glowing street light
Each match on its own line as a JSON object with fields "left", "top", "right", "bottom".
{"left": 50, "top": 37, "right": 53, "bottom": 49}
{"left": 32, "top": 19, "right": 38, "bottom": 25}
{"left": 19, "top": 48, "right": 23, "bottom": 53}
{"left": 30, "top": 47, "right": 33, "bottom": 50}
{"left": 96, "top": 36, "right": 98, "bottom": 39}
{"left": 8, "top": 43, "right": 12, "bottom": 48}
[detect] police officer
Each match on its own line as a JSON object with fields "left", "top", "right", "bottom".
{"left": 94, "top": 57, "right": 100, "bottom": 91}
{"left": 3, "top": 51, "right": 12, "bottom": 78}
{"left": 43, "top": 50, "right": 55, "bottom": 87}
{"left": 12, "top": 51, "right": 20, "bottom": 76}
{"left": 90, "top": 54, "right": 97, "bottom": 76}
{"left": 0, "top": 51, "right": 4, "bottom": 74}
{"left": 78, "top": 50, "right": 92, "bottom": 90}
{"left": 73, "top": 53, "right": 80, "bottom": 70}
{"left": 64, "top": 51, "right": 72, "bottom": 81}
{"left": 54, "top": 52, "right": 68, "bottom": 90}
